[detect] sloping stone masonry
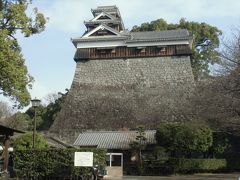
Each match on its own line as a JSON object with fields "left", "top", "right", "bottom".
{"left": 50, "top": 56, "right": 194, "bottom": 142}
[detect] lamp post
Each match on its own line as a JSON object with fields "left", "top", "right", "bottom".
{"left": 31, "top": 98, "right": 41, "bottom": 149}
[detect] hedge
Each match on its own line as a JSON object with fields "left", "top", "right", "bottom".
{"left": 13, "top": 148, "right": 106, "bottom": 178}
{"left": 226, "top": 158, "right": 240, "bottom": 171}
{"left": 167, "top": 158, "right": 227, "bottom": 173}
{"left": 141, "top": 158, "right": 227, "bottom": 175}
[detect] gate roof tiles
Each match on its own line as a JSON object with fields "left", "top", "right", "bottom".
{"left": 74, "top": 130, "right": 156, "bottom": 149}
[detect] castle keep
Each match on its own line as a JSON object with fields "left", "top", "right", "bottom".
{"left": 50, "top": 6, "right": 194, "bottom": 141}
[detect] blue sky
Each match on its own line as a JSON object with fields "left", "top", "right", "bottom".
{"left": 1, "top": 0, "right": 240, "bottom": 106}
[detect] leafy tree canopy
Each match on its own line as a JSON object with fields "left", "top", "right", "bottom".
{"left": 209, "top": 132, "right": 229, "bottom": 157}
{"left": 156, "top": 123, "right": 213, "bottom": 157}
{"left": 131, "top": 18, "right": 222, "bottom": 79}
{"left": 130, "top": 125, "right": 147, "bottom": 150}
{"left": 5, "top": 111, "right": 30, "bottom": 130}
{"left": 25, "top": 104, "right": 46, "bottom": 129}
{"left": 24, "top": 90, "right": 67, "bottom": 131}
{"left": 0, "top": 0, "right": 47, "bottom": 108}
{"left": 2, "top": 90, "right": 67, "bottom": 132}
{"left": 191, "top": 27, "right": 240, "bottom": 134}
{"left": 13, "top": 131, "right": 49, "bottom": 150}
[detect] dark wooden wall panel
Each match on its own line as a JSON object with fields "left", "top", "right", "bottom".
{"left": 74, "top": 45, "right": 191, "bottom": 61}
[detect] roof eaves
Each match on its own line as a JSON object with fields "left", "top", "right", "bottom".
{"left": 84, "top": 20, "right": 121, "bottom": 25}
{"left": 0, "top": 124, "right": 25, "bottom": 135}
{"left": 73, "top": 36, "right": 128, "bottom": 43}
{"left": 92, "top": 6, "right": 118, "bottom": 12}
{"left": 126, "top": 36, "right": 190, "bottom": 43}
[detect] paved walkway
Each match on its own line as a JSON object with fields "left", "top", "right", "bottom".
{"left": 106, "top": 173, "right": 240, "bottom": 180}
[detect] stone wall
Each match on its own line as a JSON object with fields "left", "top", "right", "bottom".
{"left": 50, "top": 56, "right": 194, "bottom": 142}
{"left": 74, "top": 56, "right": 193, "bottom": 86}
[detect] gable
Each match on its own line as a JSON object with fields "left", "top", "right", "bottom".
{"left": 89, "top": 28, "right": 116, "bottom": 36}
{"left": 92, "top": 12, "right": 116, "bottom": 21}
{"left": 98, "top": 15, "right": 111, "bottom": 20}
{"left": 82, "top": 24, "right": 121, "bottom": 38}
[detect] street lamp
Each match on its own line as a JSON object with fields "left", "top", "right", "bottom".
{"left": 31, "top": 98, "right": 41, "bottom": 149}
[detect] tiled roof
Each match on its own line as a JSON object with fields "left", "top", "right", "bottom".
{"left": 92, "top": 6, "right": 119, "bottom": 13}
{"left": 72, "top": 29, "right": 190, "bottom": 44}
{"left": 72, "top": 36, "right": 127, "bottom": 44}
{"left": 128, "top": 29, "right": 190, "bottom": 42}
{"left": 84, "top": 20, "right": 122, "bottom": 25}
{"left": 95, "top": 6, "right": 118, "bottom": 10}
{"left": 73, "top": 130, "right": 156, "bottom": 149}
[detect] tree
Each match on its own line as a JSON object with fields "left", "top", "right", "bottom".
{"left": 0, "top": 100, "right": 13, "bottom": 120}
{"left": 208, "top": 132, "right": 229, "bottom": 158}
{"left": 5, "top": 111, "right": 30, "bottom": 130}
{"left": 0, "top": 0, "right": 47, "bottom": 108}
{"left": 20, "top": 90, "right": 68, "bottom": 131}
{"left": 191, "top": 28, "right": 240, "bottom": 135}
{"left": 156, "top": 124, "right": 178, "bottom": 154}
{"left": 156, "top": 123, "right": 213, "bottom": 157}
{"left": 174, "top": 124, "right": 212, "bottom": 157}
{"left": 25, "top": 104, "right": 46, "bottom": 130}
{"left": 13, "top": 132, "right": 49, "bottom": 150}
{"left": 40, "top": 91, "right": 68, "bottom": 130}
{"left": 220, "top": 28, "right": 240, "bottom": 70}
{"left": 42, "top": 92, "right": 59, "bottom": 106}
{"left": 132, "top": 18, "right": 222, "bottom": 79}
{"left": 2, "top": 91, "right": 66, "bottom": 133}
{"left": 129, "top": 126, "right": 147, "bottom": 173}
{"left": 191, "top": 77, "right": 240, "bottom": 134}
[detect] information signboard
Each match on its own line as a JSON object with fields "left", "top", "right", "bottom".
{"left": 74, "top": 152, "right": 93, "bottom": 167}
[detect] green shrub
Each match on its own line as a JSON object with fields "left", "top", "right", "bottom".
{"left": 156, "top": 124, "right": 213, "bottom": 157}
{"left": 226, "top": 158, "right": 240, "bottom": 171}
{"left": 209, "top": 131, "right": 229, "bottom": 157}
{"left": 144, "top": 158, "right": 240, "bottom": 175}
{"left": 167, "top": 158, "right": 226, "bottom": 173}
{"left": 153, "top": 146, "right": 168, "bottom": 160}
{"left": 13, "top": 132, "right": 49, "bottom": 150}
{"left": 13, "top": 148, "right": 106, "bottom": 178}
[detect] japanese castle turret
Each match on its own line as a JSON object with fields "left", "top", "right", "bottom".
{"left": 50, "top": 6, "right": 194, "bottom": 142}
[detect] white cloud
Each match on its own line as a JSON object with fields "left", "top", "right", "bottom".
{"left": 37, "top": 0, "right": 240, "bottom": 33}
